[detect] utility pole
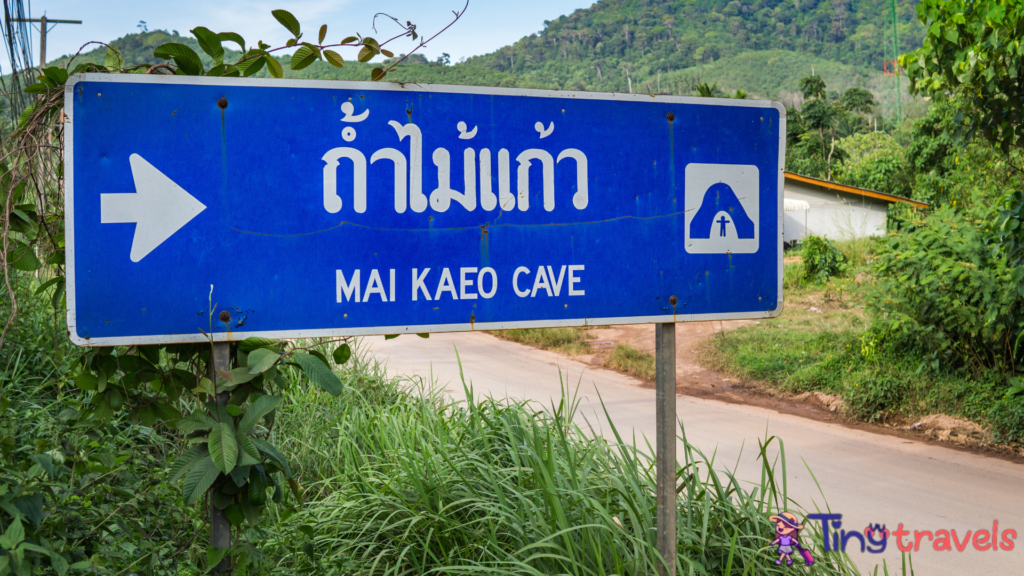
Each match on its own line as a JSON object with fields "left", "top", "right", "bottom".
{"left": 889, "top": 0, "right": 901, "bottom": 124}
{"left": 10, "top": 15, "right": 82, "bottom": 68}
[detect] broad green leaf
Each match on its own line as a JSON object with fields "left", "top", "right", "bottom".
{"left": 272, "top": 9, "right": 301, "bottom": 37}
{"left": 332, "top": 343, "right": 351, "bottom": 365}
{"left": 183, "top": 456, "right": 220, "bottom": 505}
{"left": 251, "top": 438, "right": 292, "bottom": 477}
{"left": 96, "top": 368, "right": 108, "bottom": 393}
{"left": 236, "top": 432, "right": 260, "bottom": 466}
{"left": 229, "top": 464, "right": 250, "bottom": 487}
{"left": 384, "top": 334, "right": 399, "bottom": 340}
{"left": 248, "top": 465, "right": 269, "bottom": 505}
{"left": 22, "top": 82, "right": 48, "bottom": 95}
{"left": 191, "top": 26, "right": 224, "bottom": 65}
{"left": 218, "top": 367, "right": 257, "bottom": 389}
{"left": 381, "top": 49, "right": 394, "bottom": 58}
{"left": 207, "top": 546, "right": 229, "bottom": 568}
{"left": 239, "top": 395, "right": 281, "bottom": 433}
{"left": 224, "top": 504, "right": 245, "bottom": 526}
{"left": 104, "top": 47, "right": 124, "bottom": 70}
{"left": 50, "top": 552, "right": 69, "bottom": 576}
{"left": 16, "top": 102, "right": 39, "bottom": 130}
{"left": 239, "top": 55, "right": 265, "bottom": 76}
{"left": 206, "top": 64, "right": 240, "bottom": 77}
{"left": 318, "top": 24, "right": 327, "bottom": 44}
{"left": 195, "top": 377, "right": 216, "bottom": 397}
{"left": 137, "top": 404, "right": 157, "bottom": 426}
{"left": 340, "top": 36, "right": 357, "bottom": 44}
{"left": 239, "top": 337, "right": 279, "bottom": 352}
{"left": 240, "top": 491, "right": 261, "bottom": 526}
{"left": 217, "top": 32, "right": 245, "bottom": 52}
{"left": 4, "top": 517, "right": 24, "bottom": 546}
{"left": 293, "top": 352, "right": 342, "bottom": 396}
{"left": 50, "top": 280, "right": 65, "bottom": 310}
{"left": 247, "top": 348, "right": 280, "bottom": 374}
{"left": 358, "top": 46, "right": 375, "bottom": 63}
{"left": 36, "top": 275, "right": 63, "bottom": 294}
{"left": 8, "top": 242, "right": 41, "bottom": 272}
{"left": 153, "top": 43, "right": 204, "bottom": 75}
{"left": 241, "top": 435, "right": 261, "bottom": 461}
{"left": 41, "top": 66, "right": 68, "bottom": 85}
{"left": 226, "top": 404, "right": 242, "bottom": 417}
{"left": 139, "top": 345, "right": 160, "bottom": 365}
{"left": 417, "top": 333, "right": 430, "bottom": 338}
{"left": 175, "top": 412, "right": 217, "bottom": 433}
{"left": 309, "top": 349, "right": 332, "bottom": 368}
{"left": 266, "top": 56, "right": 284, "bottom": 78}
{"left": 74, "top": 372, "right": 97, "bottom": 391}
{"left": 154, "top": 402, "right": 183, "bottom": 423}
{"left": 290, "top": 45, "right": 320, "bottom": 70}
{"left": 151, "top": 42, "right": 201, "bottom": 75}
{"left": 13, "top": 494, "right": 43, "bottom": 528}
{"left": 323, "top": 49, "right": 344, "bottom": 68}
{"left": 169, "top": 445, "right": 210, "bottom": 482}
{"left": 209, "top": 422, "right": 239, "bottom": 473}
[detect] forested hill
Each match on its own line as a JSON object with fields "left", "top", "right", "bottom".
{"left": 464, "top": 0, "right": 924, "bottom": 97}
{"left": 47, "top": 0, "right": 925, "bottom": 106}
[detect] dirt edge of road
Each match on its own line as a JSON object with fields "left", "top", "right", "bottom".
{"left": 567, "top": 322, "right": 1024, "bottom": 465}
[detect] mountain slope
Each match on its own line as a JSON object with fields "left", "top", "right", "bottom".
{"left": 464, "top": 0, "right": 923, "bottom": 98}
{"left": 50, "top": 0, "right": 924, "bottom": 105}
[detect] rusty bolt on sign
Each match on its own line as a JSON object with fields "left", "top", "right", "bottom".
{"left": 669, "top": 295, "right": 678, "bottom": 306}
{"left": 218, "top": 310, "right": 231, "bottom": 323}
{"left": 666, "top": 112, "right": 675, "bottom": 122}
{"left": 217, "top": 98, "right": 228, "bottom": 109}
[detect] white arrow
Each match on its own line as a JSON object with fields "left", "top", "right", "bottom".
{"left": 101, "top": 154, "right": 207, "bottom": 262}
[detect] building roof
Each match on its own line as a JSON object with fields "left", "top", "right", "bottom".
{"left": 784, "top": 172, "right": 929, "bottom": 209}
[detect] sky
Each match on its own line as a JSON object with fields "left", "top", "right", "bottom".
{"left": 2, "top": 0, "right": 597, "bottom": 73}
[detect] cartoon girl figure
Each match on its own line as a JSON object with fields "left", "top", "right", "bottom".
{"left": 770, "top": 512, "right": 811, "bottom": 566}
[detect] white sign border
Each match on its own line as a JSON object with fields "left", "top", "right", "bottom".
{"left": 64, "top": 73, "right": 786, "bottom": 346}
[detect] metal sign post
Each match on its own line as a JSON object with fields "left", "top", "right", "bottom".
{"left": 208, "top": 340, "right": 232, "bottom": 571}
{"left": 655, "top": 322, "right": 677, "bottom": 576}
{"left": 64, "top": 75, "right": 785, "bottom": 572}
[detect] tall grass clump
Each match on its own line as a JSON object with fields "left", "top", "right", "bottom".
{"left": 604, "top": 343, "right": 656, "bottom": 381}
{"left": 490, "top": 327, "right": 593, "bottom": 356}
{"left": 264, "top": 350, "right": 861, "bottom": 576}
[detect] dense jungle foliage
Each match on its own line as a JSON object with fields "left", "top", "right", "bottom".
{"left": 49, "top": 0, "right": 927, "bottom": 103}
{"left": 467, "top": 0, "right": 924, "bottom": 92}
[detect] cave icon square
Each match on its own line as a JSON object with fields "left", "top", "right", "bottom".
{"left": 684, "top": 163, "right": 760, "bottom": 254}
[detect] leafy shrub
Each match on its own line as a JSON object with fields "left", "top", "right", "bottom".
{"left": 801, "top": 235, "right": 847, "bottom": 283}
{"left": 843, "top": 373, "right": 907, "bottom": 423}
{"left": 835, "top": 131, "right": 912, "bottom": 197}
{"left": 870, "top": 205, "right": 1024, "bottom": 376}
{"left": 1, "top": 283, "right": 203, "bottom": 575}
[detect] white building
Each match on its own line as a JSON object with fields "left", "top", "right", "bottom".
{"left": 782, "top": 172, "right": 928, "bottom": 245}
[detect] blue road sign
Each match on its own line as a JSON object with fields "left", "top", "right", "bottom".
{"left": 65, "top": 74, "right": 785, "bottom": 346}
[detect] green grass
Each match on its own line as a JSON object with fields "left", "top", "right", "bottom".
{"left": 489, "top": 326, "right": 593, "bottom": 356}
{"left": 604, "top": 344, "right": 656, "bottom": 381}
{"left": 699, "top": 304, "right": 1024, "bottom": 443}
{"left": 263, "top": 351, "right": 866, "bottom": 576}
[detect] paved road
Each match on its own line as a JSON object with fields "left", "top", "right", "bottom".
{"left": 365, "top": 331, "right": 1024, "bottom": 575}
